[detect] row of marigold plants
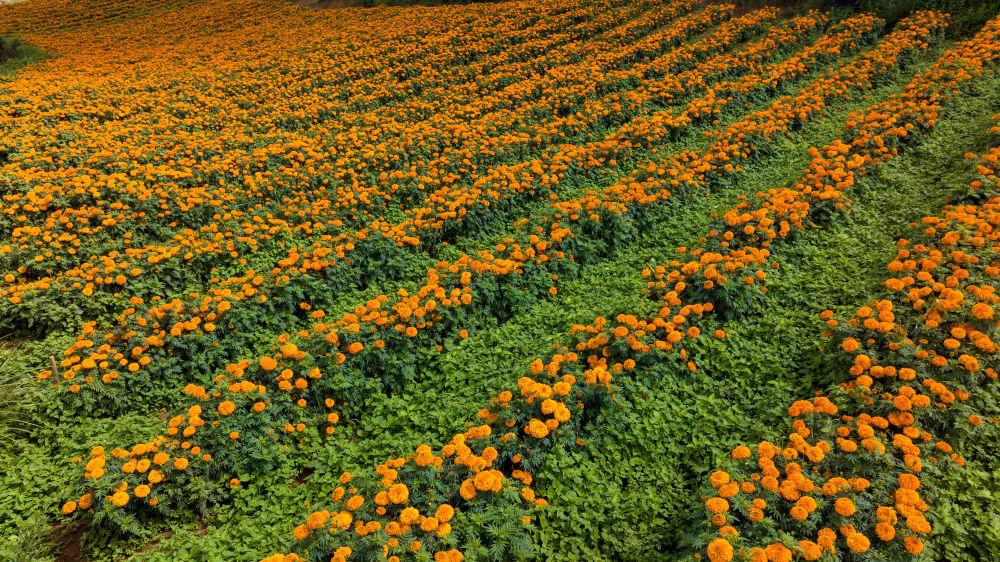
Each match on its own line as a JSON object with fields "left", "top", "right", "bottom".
{"left": 699, "top": 124, "right": 1000, "bottom": 561}
{"left": 0, "top": 0, "right": 693, "bottom": 317}
{"left": 42, "top": 9, "right": 884, "bottom": 413}
{"left": 3, "top": 0, "right": 781, "bottom": 356}
{"left": 246, "top": 17, "right": 997, "bottom": 561}
{"left": 55, "top": 10, "right": 965, "bottom": 553}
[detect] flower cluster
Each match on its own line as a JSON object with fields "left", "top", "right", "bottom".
{"left": 258, "top": 12, "right": 1000, "bottom": 562}
{"left": 60, "top": 7, "right": 942, "bottom": 530}
{"left": 697, "top": 20, "right": 1000, "bottom": 560}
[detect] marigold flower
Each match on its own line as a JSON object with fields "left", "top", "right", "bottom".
{"left": 399, "top": 507, "right": 420, "bottom": 525}
{"left": 388, "top": 483, "right": 409, "bottom": 504}
{"left": 706, "top": 538, "right": 733, "bottom": 562}
{"left": 730, "top": 445, "right": 751, "bottom": 460}
{"left": 904, "top": 536, "right": 924, "bottom": 554}
{"left": 846, "top": 532, "right": 870, "bottom": 553}
{"left": 705, "top": 497, "right": 729, "bottom": 514}
{"left": 110, "top": 491, "right": 129, "bottom": 508}
{"left": 764, "top": 543, "right": 791, "bottom": 562}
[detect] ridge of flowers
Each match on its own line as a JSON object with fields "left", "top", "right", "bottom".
{"left": 700, "top": 158, "right": 999, "bottom": 562}
{"left": 40, "top": 4, "right": 802, "bottom": 405}
{"left": 245, "top": 13, "right": 997, "bottom": 562}
{"left": 0, "top": 0, "right": 666, "bottom": 306}
{"left": 57, "top": 14, "right": 944, "bottom": 538}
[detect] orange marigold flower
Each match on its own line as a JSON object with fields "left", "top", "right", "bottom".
{"left": 835, "top": 497, "right": 856, "bottom": 517}
{"left": 904, "top": 536, "right": 924, "bottom": 554}
{"left": 388, "top": 483, "right": 409, "bottom": 504}
{"left": 435, "top": 503, "right": 455, "bottom": 522}
{"left": 764, "top": 543, "right": 791, "bottom": 562}
{"left": 798, "top": 540, "right": 822, "bottom": 561}
{"left": 110, "top": 491, "right": 129, "bottom": 507}
{"left": 705, "top": 497, "right": 729, "bottom": 514}
{"left": 971, "top": 303, "right": 994, "bottom": 320}
{"left": 846, "top": 532, "right": 870, "bottom": 553}
{"left": 706, "top": 538, "right": 733, "bottom": 562}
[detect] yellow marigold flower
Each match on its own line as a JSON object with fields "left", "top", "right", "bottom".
{"left": 705, "top": 497, "right": 729, "bottom": 514}
{"left": 333, "top": 511, "right": 352, "bottom": 530}
{"left": 420, "top": 516, "right": 438, "bottom": 532}
{"left": 399, "top": 507, "right": 420, "bottom": 525}
{"left": 835, "top": 497, "right": 856, "bottom": 517}
{"left": 435, "top": 504, "right": 455, "bottom": 522}
{"left": 388, "top": 483, "right": 409, "bottom": 504}
{"left": 110, "top": 491, "right": 129, "bottom": 508}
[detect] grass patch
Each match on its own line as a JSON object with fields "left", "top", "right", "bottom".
{"left": 529, "top": 52, "right": 1000, "bottom": 561}
{"left": 0, "top": 35, "right": 47, "bottom": 75}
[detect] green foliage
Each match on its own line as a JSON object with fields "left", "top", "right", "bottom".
{"left": 929, "top": 441, "right": 1000, "bottom": 560}
{"left": 733, "top": 0, "right": 1000, "bottom": 37}
{"left": 0, "top": 411, "right": 163, "bottom": 559}
{"left": 0, "top": 340, "right": 43, "bottom": 446}
{"left": 529, "top": 51, "right": 1000, "bottom": 561}
{"left": 0, "top": 36, "right": 47, "bottom": 74}
{"left": 2, "top": 3, "right": 999, "bottom": 561}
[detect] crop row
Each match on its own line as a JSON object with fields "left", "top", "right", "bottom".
{"left": 42, "top": 5, "right": 833, "bottom": 407}
{"left": 699, "top": 121, "right": 1000, "bottom": 561}
{"left": 243, "top": 16, "right": 995, "bottom": 561}
{"left": 71, "top": 7, "right": 901, "bottom": 408}
{"left": 56, "top": 11, "right": 956, "bottom": 545}
{"left": 2, "top": 2, "right": 750, "bottom": 343}
{"left": 0, "top": 0, "right": 663, "bottom": 307}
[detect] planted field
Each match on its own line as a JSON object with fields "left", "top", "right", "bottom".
{"left": 0, "top": 0, "right": 998, "bottom": 560}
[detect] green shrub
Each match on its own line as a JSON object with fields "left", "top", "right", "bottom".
{"left": 0, "top": 35, "right": 47, "bottom": 73}
{"left": 733, "top": 0, "right": 999, "bottom": 36}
